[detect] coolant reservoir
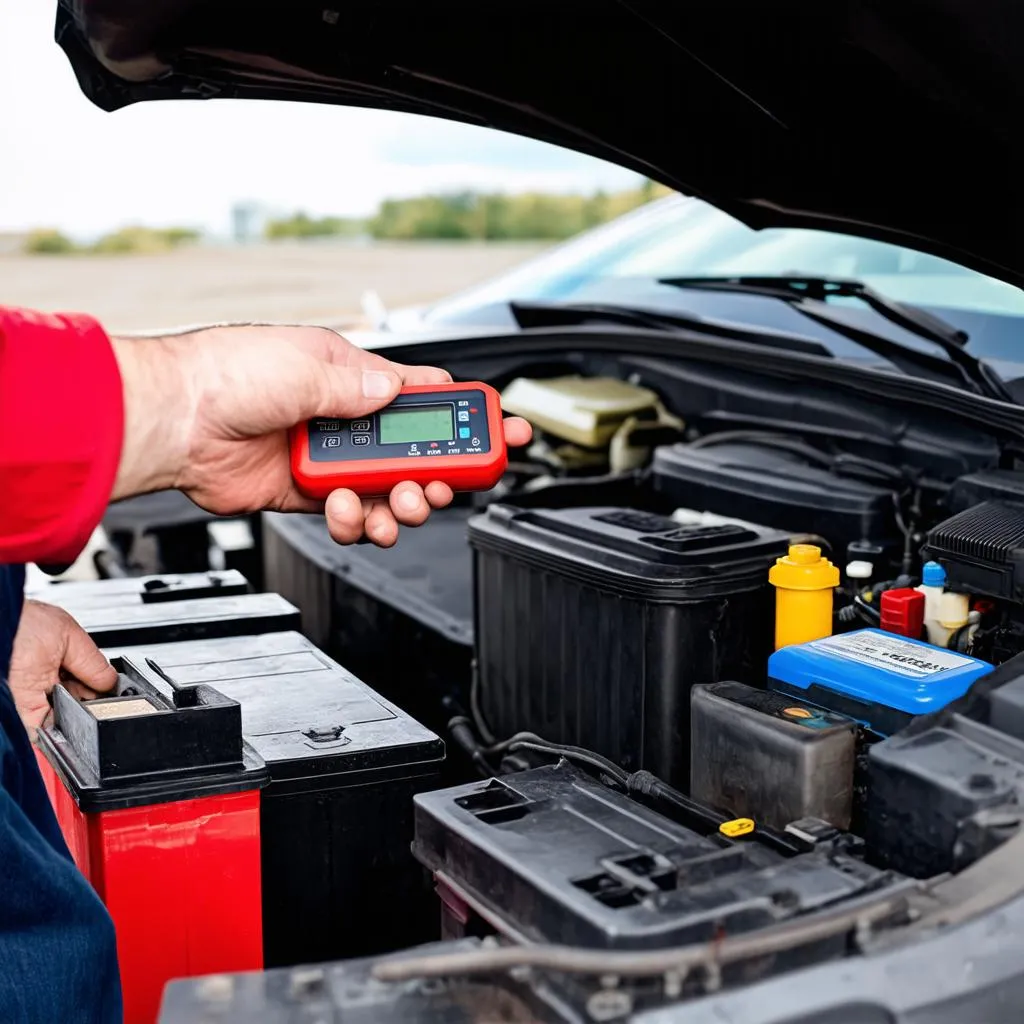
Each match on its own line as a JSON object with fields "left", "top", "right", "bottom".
{"left": 769, "top": 544, "right": 840, "bottom": 649}
{"left": 935, "top": 592, "right": 971, "bottom": 646}
{"left": 500, "top": 376, "right": 661, "bottom": 448}
{"left": 916, "top": 561, "right": 970, "bottom": 647}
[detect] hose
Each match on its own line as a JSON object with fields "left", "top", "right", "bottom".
{"left": 371, "top": 894, "right": 906, "bottom": 983}
{"left": 949, "top": 622, "right": 973, "bottom": 654}
{"left": 688, "top": 431, "right": 906, "bottom": 487}
{"left": 687, "top": 430, "right": 834, "bottom": 467}
{"left": 468, "top": 664, "right": 496, "bottom": 746}
{"left": 892, "top": 492, "right": 918, "bottom": 577}
{"left": 853, "top": 593, "right": 881, "bottom": 621}
{"left": 837, "top": 577, "right": 915, "bottom": 627}
{"left": 447, "top": 716, "right": 494, "bottom": 777}
{"left": 837, "top": 592, "right": 881, "bottom": 626}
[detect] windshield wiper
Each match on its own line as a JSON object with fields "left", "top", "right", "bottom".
{"left": 659, "top": 275, "right": 1012, "bottom": 401}
{"left": 509, "top": 300, "right": 834, "bottom": 359}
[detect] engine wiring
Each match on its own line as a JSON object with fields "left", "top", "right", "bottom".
{"left": 446, "top": 717, "right": 806, "bottom": 857}
{"left": 448, "top": 715, "right": 632, "bottom": 787}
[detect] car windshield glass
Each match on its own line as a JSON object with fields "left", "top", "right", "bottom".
{"left": 427, "top": 196, "right": 1024, "bottom": 322}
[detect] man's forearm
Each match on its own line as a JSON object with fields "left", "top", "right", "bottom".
{"left": 108, "top": 334, "right": 194, "bottom": 502}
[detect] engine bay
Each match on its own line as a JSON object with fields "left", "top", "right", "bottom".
{"left": 42, "top": 342, "right": 1024, "bottom": 1022}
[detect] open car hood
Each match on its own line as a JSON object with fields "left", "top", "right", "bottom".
{"left": 57, "top": 0, "right": 1024, "bottom": 289}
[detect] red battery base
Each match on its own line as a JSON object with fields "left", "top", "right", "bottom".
{"left": 35, "top": 656, "right": 268, "bottom": 1024}
{"left": 37, "top": 753, "right": 264, "bottom": 1024}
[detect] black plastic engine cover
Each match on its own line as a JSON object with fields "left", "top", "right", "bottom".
{"left": 924, "top": 500, "right": 1024, "bottom": 601}
{"left": 651, "top": 441, "right": 898, "bottom": 553}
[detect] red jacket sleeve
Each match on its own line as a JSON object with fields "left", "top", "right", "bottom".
{"left": 0, "top": 307, "right": 124, "bottom": 566}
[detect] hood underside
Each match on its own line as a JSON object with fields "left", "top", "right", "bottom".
{"left": 57, "top": 0, "right": 1024, "bottom": 289}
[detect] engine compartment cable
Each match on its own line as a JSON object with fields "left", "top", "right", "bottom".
{"left": 371, "top": 893, "right": 907, "bottom": 983}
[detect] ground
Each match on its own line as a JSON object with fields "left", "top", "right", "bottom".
{"left": 1, "top": 239, "right": 547, "bottom": 332}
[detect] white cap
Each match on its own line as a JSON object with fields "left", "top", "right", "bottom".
{"left": 846, "top": 560, "right": 874, "bottom": 580}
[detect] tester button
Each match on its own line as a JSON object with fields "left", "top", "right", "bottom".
{"left": 352, "top": 435, "right": 370, "bottom": 446}
{"left": 350, "top": 420, "right": 371, "bottom": 432}
{"left": 459, "top": 427, "right": 471, "bottom": 439}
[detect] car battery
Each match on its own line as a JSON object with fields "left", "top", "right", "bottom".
{"left": 768, "top": 628, "right": 994, "bottom": 737}
{"left": 690, "top": 681, "right": 857, "bottom": 830}
{"left": 26, "top": 567, "right": 250, "bottom": 604}
{"left": 468, "top": 505, "right": 790, "bottom": 788}
{"left": 263, "top": 508, "right": 474, "bottom": 741}
{"left": 100, "top": 630, "right": 446, "bottom": 967}
{"left": 25, "top": 569, "right": 300, "bottom": 646}
{"left": 412, "top": 761, "right": 892, "bottom": 951}
{"left": 36, "top": 657, "right": 269, "bottom": 1024}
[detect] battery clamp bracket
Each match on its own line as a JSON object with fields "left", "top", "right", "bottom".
{"left": 49, "top": 655, "right": 245, "bottom": 785}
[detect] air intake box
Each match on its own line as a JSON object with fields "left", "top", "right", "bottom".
{"left": 651, "top": 442, "right": 898, "bottom": 555}
{"left": 924, "top": 501, "right": 1024, "bottom": 601}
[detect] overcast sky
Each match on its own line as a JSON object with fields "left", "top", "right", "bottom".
{"left": 0, "top": 5, "right": 641, "bottom": 239}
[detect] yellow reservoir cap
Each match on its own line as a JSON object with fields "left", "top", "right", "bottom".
{"left": 769, "top": 544, "right": 841, "bottom": 590}
{"left": 770, "top": 544, "right": 840, "bottom": 649}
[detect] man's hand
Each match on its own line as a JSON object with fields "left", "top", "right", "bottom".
{"left": 8, "top": 600, "right": 118, "bottom": 741}
{"left": 111, "top": 326, "right": 532, "bottom": 547}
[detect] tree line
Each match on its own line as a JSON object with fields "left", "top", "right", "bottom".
{"left": 23, "top": 225, "right": 200, "bottom": 255}
{"left": 22, "top": 180, "right": 672, "bottom": 254}
{"left": 266, "top": 179, "right": 671, "bottom": 241}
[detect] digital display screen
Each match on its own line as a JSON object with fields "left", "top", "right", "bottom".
{"left": 378, "top": 405, "right": 455, "bottom": 444}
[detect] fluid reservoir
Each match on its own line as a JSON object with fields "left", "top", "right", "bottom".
{"left": 769, "top": 544, "right": 840, "bottom": 649}
{"left": 915, "top": 561, "right": 970, "bottom": 647}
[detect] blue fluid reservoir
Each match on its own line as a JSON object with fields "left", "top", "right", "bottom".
{"left": 768, "top": 628, "right": 993, "bottom": 735}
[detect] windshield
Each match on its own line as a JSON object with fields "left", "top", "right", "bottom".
{"left": 422, "top": 196, "right": 1024, "bottom": 356}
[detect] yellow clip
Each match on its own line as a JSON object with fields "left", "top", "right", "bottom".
{"left": 719, "top": 817, "right": 755, "bottom": 838}
{"left": 783, "top": 706, "right": 814, "bottom": 720}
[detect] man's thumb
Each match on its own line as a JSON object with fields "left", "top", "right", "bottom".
{"left": 313, "top": 365, "right": 402, "bottom": 419}
{"left": 62, "top": 621, "right": 118, "bottom": 693}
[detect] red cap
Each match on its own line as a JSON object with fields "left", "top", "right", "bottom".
{"left": 879, "top": 588, "right": 926, "bottom": 639}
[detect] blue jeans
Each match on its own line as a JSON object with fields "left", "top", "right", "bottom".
{"left": 0, "top": 565, "right": 122, "bottom": 1023}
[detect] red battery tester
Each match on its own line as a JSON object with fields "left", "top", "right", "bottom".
{"left": 290, "top": 380, "right": 508, "bottom": 499}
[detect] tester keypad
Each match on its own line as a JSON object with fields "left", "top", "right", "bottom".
{"left": 307, "top": 388, "right": 493, "bottom": 463}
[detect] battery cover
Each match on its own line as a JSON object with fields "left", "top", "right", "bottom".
{"left": 769, "top": 628, "right": 993, "bottom": 731}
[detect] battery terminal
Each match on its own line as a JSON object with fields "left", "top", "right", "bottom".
{"left": 303, "top": 724, "right": 348, "bottom": 745}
